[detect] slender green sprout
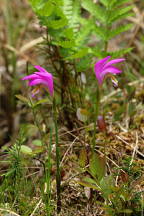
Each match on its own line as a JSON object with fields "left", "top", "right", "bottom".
{"left": 53, "top": 97, "right": 61, "bottom": 213}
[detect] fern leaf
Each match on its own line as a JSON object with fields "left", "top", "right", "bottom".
{"left": 109, "top": 47, "right": 133, "bottom": 58}
{"left": 108, "top": 5, "right": 133, "bottom": 23}
{"left": 99, "top": 0, "right": 109, "bottom": 7}
{"left": 81, "top": 0, "right": 106, "bottom": 23}
{"left": 48, "top": 18, "right": 68, "bottom": 29}
{"left": 63, "top": 0, "right": 73, "bottom": 21}
{"left": 63, "top": 0, "right": 80, "bottom": 34}
{"left": 67, "top": 48, "right": 89, "bottom": 59}
{"left": 50, "top": 0, "right": 63, "bottom": 6}
{"left": 63, "top": 28, "right": 74, "bottom": 39}
{"left": 94, "top": 25, "right": 107, "bottom": 41}
{"left": 76, "top": 19, "right": 93, "bottom": 46}
{"left": 37, "top": 2, "right": 54, "bottom": 16}
{"left": 55, "top": 40, "right": 75, "bottom": 48}
{"left": 107, "top": 24, "right": 133, "bottom": 40}
{"left": 29, "top": 0, "right": 42, "bottom": 9}
{"left": 29, "top": 0, "right": 54, "bottom": 16}
{"left": 72, "top": 0, "right": 81, "bottom": 33}
{"left": 110, "top": 0, "right": 132, "bottom": 8}
{"left": 76, "top": 56, "right": 91, "bottom": 72}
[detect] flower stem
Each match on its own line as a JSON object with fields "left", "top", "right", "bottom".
{"left": 93, "top": 86, "right": 101, "bottom": 150}
{"left": 45, "top": 127, "right": 52, "bottom": 216}
{"left": 53, "top": 97, "right": 61, "bottom": 213}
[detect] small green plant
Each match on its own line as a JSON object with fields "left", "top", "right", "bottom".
{"left": 0, "top": 127, "right": 29, "bottom": 209}
{"left": 78, "top": 151, "right": 143, "bottom": 215}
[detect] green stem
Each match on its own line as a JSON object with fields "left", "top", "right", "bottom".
{"left": 53, "top": 97, "right": 61, "bottom": 213}
{"left": 29, "top": 98, "right": 44, "bottom": 141}
{"left": 104, "top": 133, "right": 107, "bottom": 176}
{"left": 45, "top": 127, "right": 52, "bottom": 216}
{"left": 104, "top": 40, "right": 108, "bottom": 52}
{"left": 93, "top": 86, "right": 101, "bottom": 150}
{"left": 26, "top": 64, "right": 52, "bottom": 214}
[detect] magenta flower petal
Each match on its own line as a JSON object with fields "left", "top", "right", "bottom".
{"left": 34, "top": 72, "right": 53, "bottom": 96}
{"left": 34, "top": 65, "right": 47, "bottom": 73}
{"left": 102, "top": 66, "right": 122, "bottom": 76}
{"left": 21, "top": 74, "right": 39, "bottom": 80}
{"left": 94, "top": 56, "right": 111, "bottom": 73}
{"left": 35, "top": 72, "right": 52, "bottom": 78}
{"left": 29, "top": 79, "right": 48, "bottom": 86}
{"left": 46, "top": 77, "right": 53, "bottom": 96}
{"left": 94, "top": 56, "right": 125, "bottom": 86}
{"left": 21, "top": 65, "right": 54, "bottom": 97}
{"left": 103, "top": 58, "right": 125, "bottom": 69}
{"left": 95, "top": 72, "right": 103, "bottom": 85}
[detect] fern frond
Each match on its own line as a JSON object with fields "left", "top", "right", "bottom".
{"left": 55, "top": 40, "right": 75, "bottom": 48}
{"left": 29, "top": 0, "right": 54, "bottom": 16}
{"left": 99, "top": 0, "right": 109, "bottom": 7}
{"left": 81, "top": 0, "right": 106, "bottom": 24}
{"left": 75, "top": 19, "right": 93, "bottom": 47}
{"left": 108, "top": 5, "right": 133, "bottom": 23}
{"left": 110, "top": 0, "right": 132, "bottom": 8}
{"left": 37, "top": 2, "right": 54, "bottom": 16}
{"left": 93, "top": 25, "right": 107, "bottom": 41}
{"left": 67, "top": 48, "right": 89, "bottom": 59}
{"left": 63, "top": 0, "right": 73, "bottom": 21}
{"left": 48, "top": 18, "right": 68, "bottom": 29}
{"left": 63, "top": 0, "right": 80, "bottom": 34}
{"left": 109, "top": 47, "right": 133, "bottom": 58}
{"left": 107, "top": 24, "right": 133, "bottom": 40}
{"left": 72, "top": 1, "right": 81, "bottom": 33}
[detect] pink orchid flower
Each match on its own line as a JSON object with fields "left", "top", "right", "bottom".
{"left": 21, "top": 65, "right": 53, "bottom": 97}
{"left": 94, "top": 56, "right": 125, "bottom": 86}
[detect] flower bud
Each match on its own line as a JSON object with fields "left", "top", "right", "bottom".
{"left": 97, "top": 115, "right": 107, "bottom": 132}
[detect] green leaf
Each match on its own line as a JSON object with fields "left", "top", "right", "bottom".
{"left": 99, "top": 0, "right": 109, "bottom": 7}
{"left": 50, "top": 0, "right": 63, "bottom": 6}
{"left": 56, "top": 40, "right": 75, "bottom": 48}
{"left": 107, "top": 24, "right": 133, "bottom": 40}
{"left": 33, "top": 98, "right": 52, "bottom": 107}
{"left": 81, "top": 0, "right": 106, "bottom": 23}
{"left": 100, "top": 175, "right": 114, "bottom": 198}
{"left": 48, "top": 17, "right": 68, "bottom": 29}
{"left": 32, "top": 139, "right": 43, "bottom": 146}
{"left": 76, "top": 56, "right": 92, "bottom": 72}
{"left": 20, "top": 145, "right": 33, "bottom": 155}
{"left": 63, "top": 0, "right": 80, "bottom": 34}
{"left": 110, "top": 0, "right": 132, "bottom": 8}
{"left": 70, "top": 1, "right": 81, "bottom": 33}
{"left": 67, "top": 48, "right": 88, "bottom": 59}
{"left": 109, "top": 47, "right": 133, "bottom": 58}
{"left": 83, "top": 177, "right": 98, "bottom": 185}
{"left": 89, "top": 152, "right": 105, "bottom": 181}
{"left": 94, "top": 25, "right": 107, "bottom": 41}
{"left": 79, "top": 149, "right": 87, "bottom": 167}
{"left": 76, "top": 19, "right": 93, "bottom": 46}
{"left": 26, "top": 124, "right": 39, "bottom": 136}
{"left": 119, "top": 209, "right": 133, "bottom": 214}
{"left": 108, "top": 5, "right": 133, "bottom": 23}
{"left": 15, "top": 94, "right": 29, "bottom": 104}
{"left": 37, "top": 2, "right": 54, "bottom": 16}
{"left": 63, "top": 28, "right": 74, "bottom": 39}
{"left": 29, "top": 0, "right": 43, "bottom": 9}
{"left": 77, "top": 180, "right": 100, "bottom": 190}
